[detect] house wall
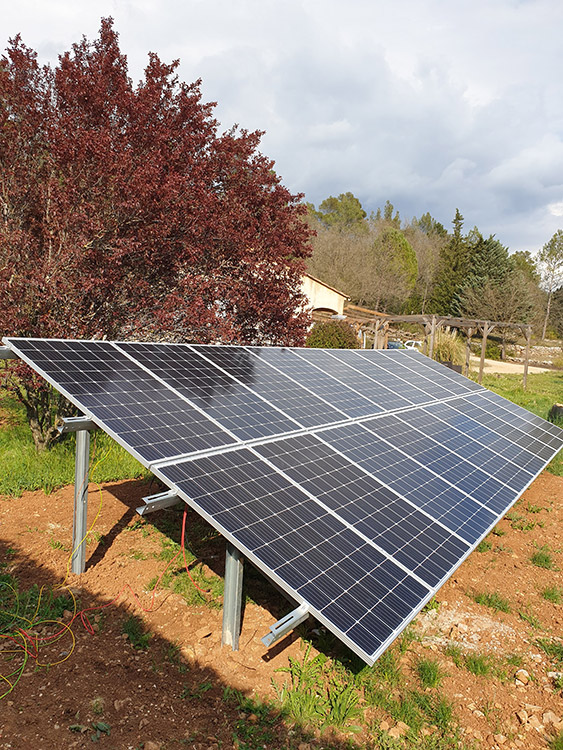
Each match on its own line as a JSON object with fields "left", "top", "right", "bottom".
{"left": 301, "top": 275, "right": 347, "bottom": 315}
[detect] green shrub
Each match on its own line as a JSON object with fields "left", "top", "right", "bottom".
{"left": 306, "top": 320, "right": 360, "bottom": 349}
{"left": 485, "top": 339, "right": 502, "bottom": 360}
{"left": 432, "top": 329, "right": 465, "bottom": 366}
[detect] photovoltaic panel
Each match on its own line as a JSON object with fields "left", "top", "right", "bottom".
{"left": 191, "top": 345, "right": 346, "bottom": 428}
{"left": 156, "top": 449, "right": 429, "bottom": 659}
{"left": 116, "top": 342, "right": 301, "bottom": 441}
{"left": 246, "top": 346, "right": 382, "bottom": 419}
{"left": 5, "top": 338, "right": 235, "bottom": 462}
{"left": 292, "top": 348, "right": 413, "bottom": 412}
{"left": 4, "top": 335, "right": 562, "bottom": 665}
{"left": 254, "top": 433, "right": 469, "bottom": 587}
{"left": 321, "top": 420, "right": 498, "bottom": 544}
{"left": 385, "top": 348, "right": 484, "bottom": 394}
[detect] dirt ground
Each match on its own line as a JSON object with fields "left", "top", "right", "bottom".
{"left": 1, "top": 472, "right": 563, "bottom": 750}
{"left": 468, "top": 357, "right": 551, "bottom": 376}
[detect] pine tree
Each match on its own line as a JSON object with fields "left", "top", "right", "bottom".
{"left": 431, "top": 209, "right": 471, "bottom": 314}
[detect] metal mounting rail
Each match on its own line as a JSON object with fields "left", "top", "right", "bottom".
{"left": 136, "top": 490, "right": 180, "bottom": 516}
{"left": 261, "top": 602, "right": 310, "bottom": 647}
{"left": 0, "top": 346, "right": 17, "bottom": 359}
{"left": 57, "top": 416, "right": 99, "bottom": 434}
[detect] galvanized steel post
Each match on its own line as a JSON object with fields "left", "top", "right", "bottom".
{"left": 222, "top": 543, "right": 244, "bottom": 650}
{"left": 71, "top": 428, "right": 90, "bottom": 574}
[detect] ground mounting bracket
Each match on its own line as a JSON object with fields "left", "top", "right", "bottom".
{"left": 57, "top": 416, "right": 99, "bottom": 434}
{"left": 261, "top": 602, "right": 310, "bottom": 647}
{"left": 136, "top": 489, "right": 180, "bottom": 516}
{"left": 0, "top": 346, "right": 18, "bottom": 360}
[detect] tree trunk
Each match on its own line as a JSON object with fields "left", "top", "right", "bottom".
{"left": 542, "top": 289, "right": 553, "bottom": 340}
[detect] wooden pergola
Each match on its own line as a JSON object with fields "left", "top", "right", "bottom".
{"left": 336, "top": 307, "right": 534, "bottom": 389}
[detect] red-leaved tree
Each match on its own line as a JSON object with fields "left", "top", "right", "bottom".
{"left": 0, "top": 19, "right": 312, "bottom": 449}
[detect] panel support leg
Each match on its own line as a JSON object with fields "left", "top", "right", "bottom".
{"left": 222, "top": 543, "right": 244, "bottom": 650}
{"left": 71, "top": 429, "right": 90, "bottom": 574}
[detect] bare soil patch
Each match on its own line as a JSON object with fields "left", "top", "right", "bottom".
{"left": 1, "top": 472, "right": 563, "bottom": 749}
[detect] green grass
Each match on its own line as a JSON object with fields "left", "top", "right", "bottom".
{"left": 416, "top": 657, "right": 445, "bottom": 688}
{"left": 542, "top": 586, "right": 563, "bottom": 604}
{"left": 472, "top": 590, "right": 511, "bottom": 613}
{"left": 550, "top": 729, "right": 563, "bottom": 750}
{"left": 121, "top": 614, "right": 151, "bottom": 650}
{"left": 481, "top": 371, "right": 563, "bottom": 476}
{"left": 536, "top": 638, "right": 563, "bottom": 666}
{"left": 465, "top": 653, "right": 494, "bottom": 677}
{"left": 531, "top": 545, "right": 556, "bottom": 570}
{"left": 0, "top": 392, "right": 149, "bottom": 496}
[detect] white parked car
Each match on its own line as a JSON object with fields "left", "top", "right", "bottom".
{"left": 404, "top": 340, "right": 422, "bottom": 350}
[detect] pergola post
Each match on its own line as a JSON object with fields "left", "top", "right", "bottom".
{"left": 222, "top": 543, "right": 244, "bottom": 650}
{"left": 372, "top": 320, "right": 381, "bottom": 349}
{"left": 428, "top": 315, "right": 437, "bottom": 360}
{"left": 523, "top": 325, "right": 532, "bottom": 391}
{"left": 464, "top": 327, "right": 473, "bottom": 377}
{"left": 478, "top": 321, "right": 491, "bottom": 385}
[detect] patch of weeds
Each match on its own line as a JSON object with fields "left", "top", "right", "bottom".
{"left": 550, "top": 729, "right": 563, "bottom": 750}
{"left": 121, "top": 614, "right": 151, "bottom": 650}
{"left": 90, "top": 697, "right": 104, "bottom": 716}
{"left": 125, "top": 518, "right": 145, "bottom": 532}
{"left": 492, "top": 526, "right": 505, "bottom": 536}
{"left": 48, "top": 538, "right": 66, "bottom": 551}
{"left": 128, "top": 549, "right": 148, "bottom": 561}
{"left": 477, "top": 539, "right": 492, "bottom": 552}
{"left": 272, "top": 643, "right": 363, "bottom": 732}
{"left": 506, "top": 512, "right": 536, "bottom": 531}
{"left": 90, "top": 721, "right": 111, "bottom": 742}
{"left": 371, "top": 648, "right": 402, "bottom": 686}
{"left": 397, "top": 625, "right": 419, "bottom": 653}
{"left": 472, "top": 590, "right": 511, "bottom": 613}
{"left": 493, "top": 543, "right": 512, "bottom": 554}
{"left": 88, "top": 531, "right": 105, "bottom": 546}
{"left": 465, "top": 653, "right": 494, "bottom": 677}
{"left": 519, "top": 610, "right": 542, "bottom": 630}
{"left": 526, "top": 503, "right": 543, "bottom": 513}
{"left": 422, "top": 596, "right": 440, "bottom": 612}
{"left": 179, "top": 681, "right": 213, "bottom": 700}
{"left": 325, "top": 679, "right": 363, "bottom": 732}
{"left": 543, "top": 586, "right": 563, "bottom": 604}
{"left": 531, "top": 545, "right": 557, "bottom": 570}
{"left": 157, "top": 535, "right": 182, "bottom": 562}
{"left": 366, "top": 688, "right": 456, "bottom": 739}
{"left": 416, "top": 657, "right": 445, "bottom": 688}
{"left": 445, "top": 644, "right": 464, "bottom": 668}
{"left": 536, "top": 638, "right": 563, "bottom": 666}
{"left": 506, "top": 653, "right": 524, "bottom": 667}
{"left": 223, "top": 687, "right": 281, "bottom": 749}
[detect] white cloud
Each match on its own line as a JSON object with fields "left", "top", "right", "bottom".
{"left": 3, "top": 0, "right": 563, "bottom": 251}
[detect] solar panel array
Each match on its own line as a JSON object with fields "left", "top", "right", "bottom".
{"left": 5, "top": 337, "right": 563, "bottom": 664}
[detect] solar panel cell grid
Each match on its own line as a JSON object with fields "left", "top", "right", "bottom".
{"left": 192, "top": 345, "right": 345, "bottom": 428}
{"left": 6, "top": 339, "right": 235, "bottom": 462}
{"left": 117, "top": 342, "right": 301, "bottom": 441}
{"left": 249, "top": 346, "right": 378, "bottom": 419}
{"left": 293, "top": 348, "right": 412, "bottom": 412}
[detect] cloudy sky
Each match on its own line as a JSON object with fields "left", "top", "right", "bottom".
{"left": 3, "top": 0, "right": 563, "bottom": 253}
